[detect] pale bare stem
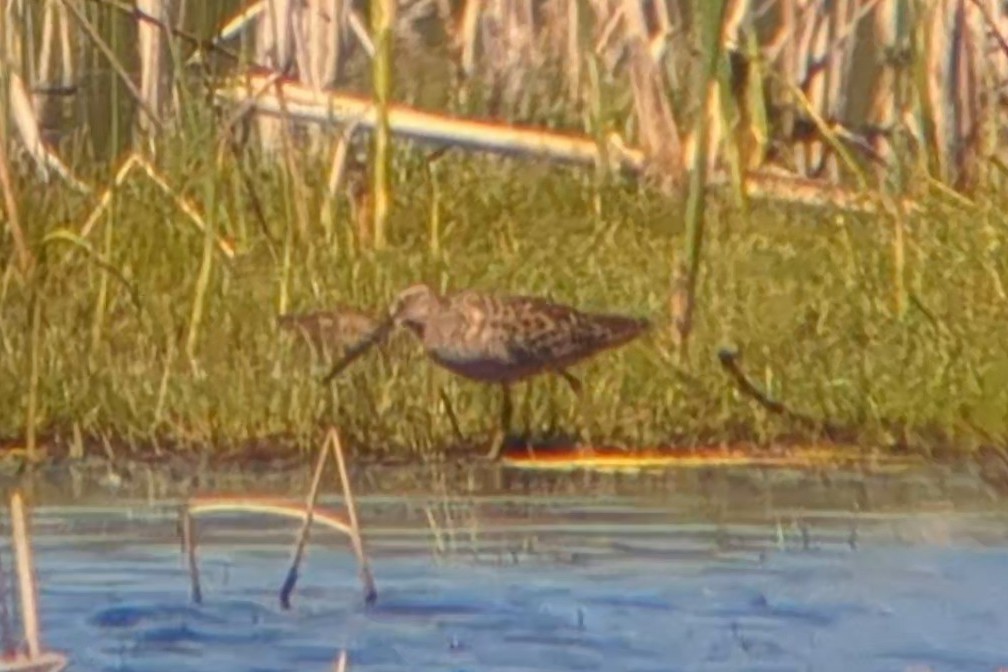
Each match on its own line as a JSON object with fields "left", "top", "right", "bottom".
{"left": 622, "top": 0, "right": 683, "bottom": 190}
{"left": 371, "top": 0, "right": 395, "bottom": 248}
{"left": 687, "top": 0, "right": 749, "bottom": 182}
{"left": 0, "top": 98, "right": 33, "bottom": 272}
{"left": 779, "top": 0, "right": 797, "bottom": 141}
{"left": 866, "top": 0, "right": 899, "bottom": 165}
{"left": 923, "top": 0, "right": 953, "bottom": 181}
{"left": 821, "top": 0, "right": 854, "bottom": 180}
{"left": 214, "top": 74, "right": 647, "bottom": 172}
{"left": 592, "top": 2, "right": 625, "bottom": 70}
{"left": 565, "top": 0, "right": 581, "bottom": 100}
{"left": 332, "top": 650, "right": 349, "bottom": 672}
{"left": 57, "top": 0, "right": 73, "bottom": 83}
{"left": 967, "top": 0, "right": 1008, "bottom": 175}
{"left": 10, "top": 493, "right": 41, "bottom": 659}
{"left": 255, "top": 0, "right": 295, "bottom": 153}
{"left": 952, "top": 0, "right": 988, "bottom": 189}
{"left": 179, "top": 508, "right": 203, "bottom": 604}
{"left": 459, "top": 0, "right": 481, "bottom": 77}
{"left": 136, "top": 0, "right": 172, "bottom": 136}
{"left": 59, "top": 0, "right": 162, "bottom": 130}
{"left": 34, "top": 0, "right": 56, "bottom": 112}
{"left": 326, "top": 119, "right": 363, "bottom": 197}
{"left": 8, "top": 72, "right": 90, "bottom": 191}
{"left": 347, "top": 10, "right": 376, "bottom": 56}
{"left": 801, "top": 13, "right": 829, "bottom": 175}
{"left": 78, "top": 153, "right": 235, "bottom": 257}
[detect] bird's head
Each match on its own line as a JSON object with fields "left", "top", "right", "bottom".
{"left": 389, "top": 283, "right": 442, "bottom": 335}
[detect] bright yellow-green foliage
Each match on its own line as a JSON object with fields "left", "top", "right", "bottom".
{"left": 2, "top": 124, "right": 1007, "bottom": 458}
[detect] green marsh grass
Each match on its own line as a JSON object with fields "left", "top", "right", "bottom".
{"left": 2, "top": 108, "right": 1008, "bottom": 461}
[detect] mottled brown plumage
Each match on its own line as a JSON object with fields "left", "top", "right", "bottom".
{"left": 277, "top": 308, "right": 380, "bottom": 357}
{"left": 388, "top": 284, "right": 650, "bottom": 388}
{"left": 323, "top": 283, "right": 650, "bottom": 460}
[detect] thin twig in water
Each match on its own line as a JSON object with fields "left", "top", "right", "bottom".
{"left": 178, "top": 508, "right": 202, "bottom": 604}
{"left": 279, "top": 438, "right": 330, "bottom": 609}
{"left": 330, "top": 428, "right": 377, "bottom": 605}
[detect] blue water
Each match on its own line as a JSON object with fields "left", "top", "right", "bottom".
{"left": 12, "top": 478, "right": 1008, "bottom": 672}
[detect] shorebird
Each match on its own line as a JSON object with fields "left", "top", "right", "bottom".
{"left": 277, "top": 308, "right": 381, "bottom": 359}
{"left": 323, "top": 283, "right": 651, "bottom": 460}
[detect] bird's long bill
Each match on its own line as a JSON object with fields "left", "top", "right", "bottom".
{"left": 321, "top": 314, "right": 395, "bottom": 384}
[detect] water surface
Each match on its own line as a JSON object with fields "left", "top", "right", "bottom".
{"left": 9, "top": 461, "right": 1008, "bottom": 672}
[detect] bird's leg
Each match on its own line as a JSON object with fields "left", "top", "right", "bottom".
{"left": 557, "top": 369, "right": 594, "bottom": 458}
{"left": 484, "top": 382, "right": 512, "bottom": 461}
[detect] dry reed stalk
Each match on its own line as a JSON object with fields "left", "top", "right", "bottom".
{"left": 922, "top": 0, "right": 955, "bottom": 182}
{"left": 795, "top": 9, "right": 828, "bottom": 175}
{"left": 0, "top": 495, "right": 69, "bottom": 672}
{"left": 0, "top": 125, "right": 33, "bottom": 273}
{"left": 325, "top": 118, "right": 362, "bottom": 197}
{"left": 674, "top": 0, "right": 731, "bottom": 359}
{"left": 9, "top": 493, "right": 39, "bottom": 659}
{"left": 59, "top": 0, "right": 162, "bottom": 130}
{"left": 565, "top": 0, "right": 581, "bottom": 100}
{"left": 469, "top": 0, "right": 540, "bottom": 115}
{"left": 56, "top": 1, "right": 72, "bottom": 85}
{"left": 254, "top": 2, "right": 285, "bottom": 152}
{"left": 819, "top": 0, "right": 857, "bottom": 180}
{"left": 370, "top": 0, "right": 395, "bottom": 249}
{"left": 649, "top": 0, "right": 672, "bottom": 61}
{"left": 215, "top": 73, "right": 913, "bottom": 212}
{"left": 214, "top": 73, "right": 647, "bottom": 171}
{"left": 621, "top": 0, "right": 683, "bottom": 189}
{"left": 302, "top": 0, "right": 348, "bottom": 89}
{"left": 734, "top": 26, "right": 769, "bottom": 173}
{"left": 8, "top": 72, "right": 89, "bottom": 192}
{"left": 34, "top": 0, "right": 56, "bottom": 113}
{"left": 951, "top": 0, "right": 988, "bottom": 189}
{"left": 253, "top": 0, "right": 297, "bottom": 153}
{"left": 25, "top": 295, "right": 42, "bottom": 461}
{"left": 136, "top": 0, "right": 172, "bottom": 136}
{"left": 778, "top": 0, "right": 799, "bottom": 141}
{"left": 590, "top": 0, "right": 625, "bottom": 74}
{"left": 537, "top": 0, "right": 577, "bottom": 100}
{"left": 682, "top": 0, "right": 750, "bottom": 181}
{"left": 915, "top": 0, "right": 991, "bottom": 189}
{"left": 968, "top": 0, "right": 1008, "bottom": 169}
{"left": 457, "top": 0, "right": 481, "bottom": 76}
{"left": 973, "top": 0, "right": 1008, "bottom": 91}
{"left": 866, "top": 0, "right": 899, "bottom": 164}
{"left": 332, "top": 650, "right": 348, "bottom": 672}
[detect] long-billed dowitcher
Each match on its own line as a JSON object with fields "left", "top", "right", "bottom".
{"left": 278, "top": 309, "right": 378, "bottom": 355}
{"left": 323, "top": 283, "right": 650, "bottom": 460}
